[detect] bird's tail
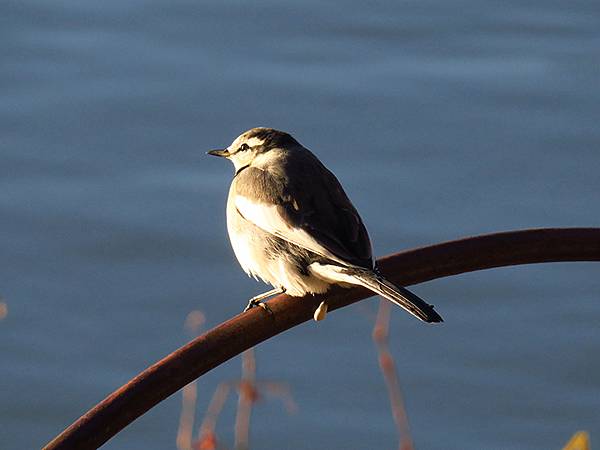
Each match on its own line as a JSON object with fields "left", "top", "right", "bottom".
{"left": 349, "top": 267, "right": 443, "bottom": 323}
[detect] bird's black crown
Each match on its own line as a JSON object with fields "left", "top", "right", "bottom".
{"left": 247, "top": 128, "right": 300, "bottom": 150}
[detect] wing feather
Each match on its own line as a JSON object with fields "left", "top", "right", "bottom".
{"left": 233, "top": 148, "right": 373, "bottom": 268}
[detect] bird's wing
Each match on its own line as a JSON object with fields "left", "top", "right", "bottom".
{"left": 233, "top": 150, "right": 373, "bottom": 268}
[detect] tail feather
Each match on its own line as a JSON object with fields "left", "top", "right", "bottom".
{"left": 350, "top": 268, "right": 443, "bottom": 323}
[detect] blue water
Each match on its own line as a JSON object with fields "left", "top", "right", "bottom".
{"left": 2, "top": 1, "right": 599, "bottom": 449}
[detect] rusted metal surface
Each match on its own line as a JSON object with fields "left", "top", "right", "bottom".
{"left": 43, "top": 228, "right": 600, "bottom": 450}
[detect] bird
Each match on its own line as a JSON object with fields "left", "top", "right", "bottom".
{"left": 208, "top": 127, "right": 443, "bottom": 323}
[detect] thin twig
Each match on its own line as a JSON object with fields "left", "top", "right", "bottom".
{"left": 0, "top": 299, "right": 7, "bottom": 321}
{"left": 234, "top": 349, "right": 257, "bottom": 450}
{"left": 43, "top": 228, "right": 600, "bottom": 450}
{"left": 196, "top": 382, "right": 231, "bottom": 450}
{"left": 176, "top": 311, "right": 206, "bottom": 450}
{"left": 373, "top": 300, "right": 414, "bottom": 450}
{"left": 177, "top": 383, "right": 198, "bottom": 450}
{"left": 257, "top": 382, "right": 297, "bottom": 414}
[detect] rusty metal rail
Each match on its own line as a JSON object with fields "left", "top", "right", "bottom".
{"left": 43, "top": 228, "right": 600, "bottom": 449}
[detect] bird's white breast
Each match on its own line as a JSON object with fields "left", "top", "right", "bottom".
{"left": 226, "top": 185, "right": 261, "bottom": 280}
{"left": 225, "top": 178, "right": 331, "bottom": 296}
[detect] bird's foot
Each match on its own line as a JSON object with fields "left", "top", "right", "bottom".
{"left": 243, "top": 287, "right": 284, "bottom": 316}
{"left": 243, "top": 298, "right": 274, "bottom": 315}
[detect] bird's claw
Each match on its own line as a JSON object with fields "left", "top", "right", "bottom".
{"left": 244, "top": 299, "right": 274, "bottom": 316}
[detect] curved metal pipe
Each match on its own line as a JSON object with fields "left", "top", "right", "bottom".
{"left": 43, "top": 228, "right": 600, "bottom": 449}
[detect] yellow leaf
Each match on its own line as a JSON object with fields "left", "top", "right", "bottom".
{"left": 562, "top": 431, "right": 591, "bottom": 450}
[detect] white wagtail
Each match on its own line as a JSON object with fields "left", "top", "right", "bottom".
{"left": 208, "top": 128, "right": 443, "bottom": 323}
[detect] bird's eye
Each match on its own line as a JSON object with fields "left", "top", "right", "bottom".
{"left": 239, "top": 143, "right": 250, "bottom": 152}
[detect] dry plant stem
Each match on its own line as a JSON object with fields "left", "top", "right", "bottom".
{"left": 43, "top": 228, "right": 600, "bottom": 450}
{"left": 373, "top": 300, "right": 414, "bottom": 450}
{"left": 195, "top": 351, "right": 295, "bottom": 450}
{"left": 258, "top": 382, "right": 297, "bottom": 414}
{"left": 176, "top": 382, "right": 197, "bottom": 450}
{"left": 176, "top": 311, "right": 206, "bottom": 450}
{"left": 234, "top": 349, "right": 257, "bottom": 450}
{"left": 197, "top": 383, "right": 231, "bottom": 449}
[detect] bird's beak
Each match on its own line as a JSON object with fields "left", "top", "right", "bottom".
{"left": 207, "top": 148, "right": 230, "bottom": 158}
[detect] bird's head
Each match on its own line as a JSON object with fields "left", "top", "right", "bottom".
{"left": 208, "top": 127, "right": 299, "bottom": 171}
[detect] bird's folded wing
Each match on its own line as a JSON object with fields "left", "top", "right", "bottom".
{"left": 234, "top": 161, "right": 372, "bottom": 268}
{"left": 234, "top": 195, "right": 347, "bottom": 264}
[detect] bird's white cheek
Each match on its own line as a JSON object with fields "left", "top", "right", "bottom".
{"left": 229, "top": 152, "right": 254, "bottom": 172}
{"left": 245, "top": 137, "right": 265, "bottom": 147}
